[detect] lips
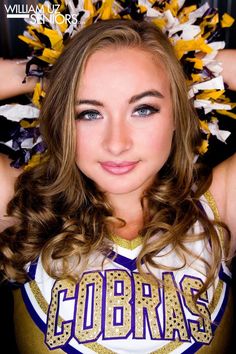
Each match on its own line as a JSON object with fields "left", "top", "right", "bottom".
{"left": 100, "top": 161, "right": 139, "bottom": 175}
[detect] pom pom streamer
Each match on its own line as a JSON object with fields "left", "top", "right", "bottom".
{"left": 1, "top": 0, "right": 235, "bottom": 168}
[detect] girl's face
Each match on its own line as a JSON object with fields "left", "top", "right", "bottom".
{"left": 75, "top": 47, "right": 175, "bottom": 198}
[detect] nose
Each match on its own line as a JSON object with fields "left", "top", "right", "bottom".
{"left": 102, "top": 118, "right": 132, "bottom": 156}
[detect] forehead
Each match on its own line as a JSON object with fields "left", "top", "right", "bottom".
{"left": 77, "top": 47, "right": 170, "bottom": 98}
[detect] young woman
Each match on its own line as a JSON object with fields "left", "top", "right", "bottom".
{"left": 0, "top": 19, "right": 236, "bottom": 353}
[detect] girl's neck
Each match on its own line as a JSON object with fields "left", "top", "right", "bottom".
{"left": 112, "top": 218, "right": 143, "bottom": 240}
{"left": 107, "top": 191, "right": 145, "bottom": 240}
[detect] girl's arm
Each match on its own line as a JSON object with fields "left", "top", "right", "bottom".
{"left": 0, "top": 155, "right": 22, "bottom": 232}
{"left": 216, "top": 49, "right": 236, "bottom": 91}
{"left": 0, "top": 58, "right": 37, "bottom": 100}
{"left": 209, "top": 49, "right": 236, "bottom": 252}
{"left": 210, "top": 153, "right": 236, "bottom": 254}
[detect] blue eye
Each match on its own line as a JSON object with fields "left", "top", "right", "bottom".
{"left": 133, "top": 105, "right": 160, "bottom": 117}
{"left": 76, "top": 110, "right": 102, "bottom": 121}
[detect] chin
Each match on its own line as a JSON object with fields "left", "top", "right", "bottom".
{"left": 96, "top": 180, "right": 147, "bottom": 196}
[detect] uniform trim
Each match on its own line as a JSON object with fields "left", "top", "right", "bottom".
{"left": 110, "top": 234, "right": 142, "bottom": 250}
{"left": 204, "top": 191, "right": 226, "bottom": 258}
{"left": 204, "top": 191, "right": 220, "bottom": 221}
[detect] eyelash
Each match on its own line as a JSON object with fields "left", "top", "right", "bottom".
{"left": 132, "top": 104, "right": 160, "bottom": 117}
{"left": 75, "top": 110, "right": 102, "bottom": 121}
{"left": 75, "top": 105, "right": 160, "bottom": 121}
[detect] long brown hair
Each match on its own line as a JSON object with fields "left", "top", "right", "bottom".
{"left": 0, "top": 19, "right": 228, "bottom": 293}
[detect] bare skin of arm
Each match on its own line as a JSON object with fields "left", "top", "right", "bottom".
{"left": 215, "top": 49, "right": 236, "bottom": 91}
{"left": 0, "top": 155, "right": 22, "bottom": 232}
{"left": 0, "top": 58, "right": 38, "bottom": 100}
{"left": 210, "top": 153, "right": 236, "bottom": 256}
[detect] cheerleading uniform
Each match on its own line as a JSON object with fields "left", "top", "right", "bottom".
{"left": 12, "top": 192, "right": 233, "bottom": 354}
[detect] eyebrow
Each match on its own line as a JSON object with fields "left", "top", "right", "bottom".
{"left": 75, "top": 99, "right": 104, "bottom": 106}
{"left": 75, "top": 90, "right": 164, "bottom": 106}
{"left": 129, "top": 90, "right": 164, "bottom": 103}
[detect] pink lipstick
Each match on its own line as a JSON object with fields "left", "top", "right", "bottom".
{"left": 100, "top": 161, "right": 138, "bottom": 175}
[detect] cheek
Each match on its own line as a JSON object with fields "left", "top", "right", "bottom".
{"left": 144, "top": 120, "right": 174, "bottom": 156}
{"left": 75, "top": 125, "right": 98, "bottom": 164}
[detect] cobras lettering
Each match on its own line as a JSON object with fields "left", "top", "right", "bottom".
{"left": 45, "top": 270, "right": 213, "bottom": 349}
